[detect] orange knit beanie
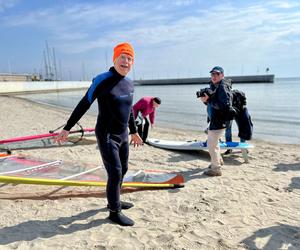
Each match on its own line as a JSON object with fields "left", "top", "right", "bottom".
{"left": 113, "top": 42, "right": 134, "bottom": 63}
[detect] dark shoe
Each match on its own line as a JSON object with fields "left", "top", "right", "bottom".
{"left": 109, "top": 211, "right": 134, "bottom": 226}
{"left": 107, "top": 201, "right": 134, "bottom": 210}
{"left": 120, "top": 201, "right": 134, "bottom": 209}
{"left": 224, "top": 149, "right": 232, "bottom": 155}
{"left": 204, "top": 169, "right": 222, "bottom": 177}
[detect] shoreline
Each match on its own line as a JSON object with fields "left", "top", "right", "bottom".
{"left": 0, "top": 95, "right": 300, "bottom": 249}
{"left": 11, "top": 93, "right": 300, "bottom": 146}
{"left": 9, "top": 95, "right": 299, "bottom": 147}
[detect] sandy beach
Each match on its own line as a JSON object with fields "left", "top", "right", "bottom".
{"left": 0, "top": 95, "right": 299, "bottom": 250}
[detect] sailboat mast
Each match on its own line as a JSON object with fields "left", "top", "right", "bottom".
{"left": 52, "top": 47, "right": 58, "bottom": 80}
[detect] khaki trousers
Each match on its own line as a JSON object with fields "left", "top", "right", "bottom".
{"left": 207, "top": 129, "right": 225, "bottom": 169}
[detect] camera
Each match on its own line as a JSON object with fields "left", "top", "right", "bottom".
{"left": 196, "top": 88, "right": 214, "bottom": 98}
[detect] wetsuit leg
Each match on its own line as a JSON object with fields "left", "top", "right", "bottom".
{"left": 142, "top": 117, "right": 150, "bottom": 142}
{"left": 119, "top": 140, "right": 129, "bottom": 182}
{"left": 97, "top": 133, "right": 123, "bottom": 211}
{"left": 137, "top": 123, "right": 143, "bottom": 139}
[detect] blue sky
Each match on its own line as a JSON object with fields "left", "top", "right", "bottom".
{"left": 0, "top": 0, "right": 300, "bottom": 80}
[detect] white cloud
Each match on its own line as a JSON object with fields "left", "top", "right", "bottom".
{"left": 3, "top": 2, "right": 155, "bottom": 53}
{"left": 4, "top": 3, "right": 145, "bottom": 30}
{"left": 1, "top": 0, "right": 300, "bottom": 77}
{"left": 0, "top": 0, "right": 17, "bottom": 12}
{"left": 267, "top": 0, "right": 300, "bottom": 9}
{"left": 171, "top": 0, "right": 197, "bottom": 7}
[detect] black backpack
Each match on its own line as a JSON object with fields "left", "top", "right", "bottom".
{"left": 231, "top": 90, "right": 253, "bottom": 140}
{"left": 232, "top": 89, "right": 247, "bottom": 113}
{"left": 235, "top": 107, "right": 253, "bottom": 140}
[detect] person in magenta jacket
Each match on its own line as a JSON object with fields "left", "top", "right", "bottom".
{"left": 133, "top": 96, "right": 161, "bottom": 142}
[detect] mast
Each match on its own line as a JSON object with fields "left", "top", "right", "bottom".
{"left": 59, "top": 59, "right": 63, "bottom": 81}
{"left": 45, "top": 41, "right": 53, "bottom": 80}
{"left": 105, "top": 51, "right": 108, "bottom": 69}
{"left": 82, "top": 61, "right": 86, "bottom": 81}
{"left": 43, "top": 50, "right": 49, "bottom": 80}
{"left": 52, "top": 47, "right": 58, "bottom": 80}
{"left": 8, "top": 60, "right": 12, "bottom": 74}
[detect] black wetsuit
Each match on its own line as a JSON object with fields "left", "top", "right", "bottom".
{"left": 64, "top": 67, "right": 137, "bottom": 211}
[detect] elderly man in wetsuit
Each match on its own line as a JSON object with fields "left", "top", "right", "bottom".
{"left": 55, "top": 42, "right": 143, "bottom": 226}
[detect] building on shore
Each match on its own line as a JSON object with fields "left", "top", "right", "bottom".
{"left": 0, "top": 73, "right": 41, "bottom": 82}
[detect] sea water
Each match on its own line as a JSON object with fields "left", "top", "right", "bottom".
{"left": 19, "top": 78, "right": 300, "bottom": 144}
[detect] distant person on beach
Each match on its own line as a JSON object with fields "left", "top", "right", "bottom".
{"left": 133, "top": 97, "right": 161, "bottom": 142}
{"left": 198, "top": 66, "right": 233, "bottom": 177}
{"left": 55, "top": 42, "right": 143, "bottom": 227}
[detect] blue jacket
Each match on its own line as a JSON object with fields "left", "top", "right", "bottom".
{"left": 208, "top": 79, "right": 232, "bottom": 130}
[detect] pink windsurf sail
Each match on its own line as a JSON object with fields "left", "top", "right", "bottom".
{"left": 0, "top": 128, "right": 95, "bottom": 144}
{"left": 0, "top": 123, "right": 95, "bottom": 150}
{"left": 0, "top": 155, "right": 185, "bottom": 188}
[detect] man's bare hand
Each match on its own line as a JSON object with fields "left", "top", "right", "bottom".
{"left": 54, "top": 130, "right": 70, "bottom": 144}
{"left": 200, "top": 93, "right": 209, "bottom": 103}
{"left": 130, "top": 133, "right": 143, "bottom": 147}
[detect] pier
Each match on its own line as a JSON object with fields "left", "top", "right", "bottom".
{"left": 0, "top": 74, "right": 275, "bottom": 95}
{"left": 134, "top": 74, "right": 274, "bottom": 85}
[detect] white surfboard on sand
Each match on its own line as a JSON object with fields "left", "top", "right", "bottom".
{"left": 147, "top": 138, "right": 254, "bottom": 162}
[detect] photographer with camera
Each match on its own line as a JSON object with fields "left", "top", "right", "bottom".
{"left": 198, "top": 66, "right": 233, "bottom": 177}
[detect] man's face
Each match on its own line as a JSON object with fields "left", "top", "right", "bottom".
{"left": 210, "top": 72, "right": 224, "bottom": 84}
{"left": 114, "top": 53, "right": 133, "bottom": 76}
{"left": 153, "top": 101, "right": 160, "bottom": 108}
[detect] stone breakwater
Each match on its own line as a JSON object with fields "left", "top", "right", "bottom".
{"left": 135, "top": 74, "right": 275, "bottom": 85}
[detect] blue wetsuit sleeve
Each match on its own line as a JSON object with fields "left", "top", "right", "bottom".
{"left": 128, "top": 108, "right": 137, "bottom": 134}
{"left": 63, "top": 93, "right": 92, "bottom": 131}
{"left": 63, "top": 73, "right": 113, "bottom": 131}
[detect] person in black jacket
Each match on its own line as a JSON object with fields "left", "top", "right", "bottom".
{"left": 55, "top": 42, "right": 143, "bottom": 226}
{"left": 200, "top": 66, "right": 232, "bottom": 176}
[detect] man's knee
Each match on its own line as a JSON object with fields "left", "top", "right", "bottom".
{"left": 107, "top": 167, "right": 122, "bottom": 183}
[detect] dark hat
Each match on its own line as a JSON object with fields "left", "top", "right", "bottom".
{"left": 210, "top": 66, "right": 224, "bottom": 74}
